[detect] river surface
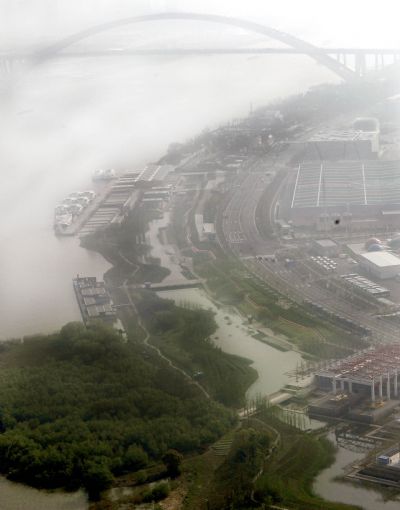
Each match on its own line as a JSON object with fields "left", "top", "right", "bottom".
{"left": 314, "top": 432, "right": 400, "bottom": 510}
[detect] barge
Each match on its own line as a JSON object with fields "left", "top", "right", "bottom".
{"left": 73, "top": 276, "right": 116, "bottom": 325}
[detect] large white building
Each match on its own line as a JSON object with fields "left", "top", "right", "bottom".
{"left": 359, "top": 251, "right": 400, "bottom": 280}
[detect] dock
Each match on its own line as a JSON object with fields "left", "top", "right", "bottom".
{"left": 56, "top": 165, "right": 174, "bottom": 238}
{"left": 56, "top": 181, "right": 116, "bottom": 236}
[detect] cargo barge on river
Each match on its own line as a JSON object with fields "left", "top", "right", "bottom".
{"left": 73, "top": 276, "right": 116, "bottom": 325}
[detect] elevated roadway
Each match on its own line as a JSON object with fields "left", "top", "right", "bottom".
{"left": 5, "top": 12, "right": 398, "bottom": 79}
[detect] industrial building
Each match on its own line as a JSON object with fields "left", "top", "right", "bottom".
{"left": 315, "top": 345, "right": 400, "bottom": 403}
{"left": 289, "top": 160, "right": 400, "bottom": 229}
{"left": 305, "top": 130, "right": 379, "bottom": 160}
{"left": 356, "top": 445, "right": 400, "bottom": 485}
{"left": 135, "top": 164, "right": 173, "bottom": 185}
{"left": 312, "top": 345, "right": 400, "bottom": 423}
{"left": 377, "top": 447, "right": 400, "bottom": 466}
{"left": 202, "top": 223, "right": 216, "bottom": 241}
{"left": 353, "top": 117, "right": 380, "bottom": 133}
{"left": 341, "top": 273, "right": 390, "bottom": 298}
{"left": 312, "top": 239, "right": 339, "bottom": 257}
{"left": 358, "top": 251, "right": 400, "bottom": 280}
{"left": 195, "top": 214, "right": 216, "bottom": 242}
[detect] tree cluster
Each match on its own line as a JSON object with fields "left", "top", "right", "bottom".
{"left": 0, "top": 322, "right": 234, "bottom": 499}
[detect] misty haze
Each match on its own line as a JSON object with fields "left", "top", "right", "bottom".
{"left": 1, "top": 1, "right": 400, "bottom": 509}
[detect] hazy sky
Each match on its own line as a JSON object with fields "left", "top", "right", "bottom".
{"left": 2, "top": 0, "right": 400, "bottom": 48}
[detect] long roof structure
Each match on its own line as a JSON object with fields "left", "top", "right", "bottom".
{"left": 291, "top": 161, "right": 400, "bottom": 209}
{"left": 317, "top": 345, "right": 400, "bottom": 382}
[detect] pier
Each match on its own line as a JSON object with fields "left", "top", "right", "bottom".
{"left": 135, "top": 279, "right": 204, "bottom": 292}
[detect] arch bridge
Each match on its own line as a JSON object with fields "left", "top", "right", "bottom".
{"left": 2, "top": 12, "right": 400, "bottom": 79}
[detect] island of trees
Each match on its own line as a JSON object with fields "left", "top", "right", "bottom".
{"left": 0, "top": 322, "right": 235, "bottom": 499}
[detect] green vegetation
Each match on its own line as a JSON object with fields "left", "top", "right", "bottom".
{"left": 251, "top": 410, "right": 360, "bottom": 510}
{"left": 181, "top": 412, "right": 360, "bottom": 510}
{"left": 162, "top": 449, "right": 183, "bottom": 478}
{"left": 0, "top": 322, "right": 235, "bottom": 499}
{"left": 81, "top": 207, "right": 170, "bottom": 287}
{"left": 208, "top": 427, "right": 270, "bottom": 509}
{"left": 142, "top": 481, "right": 170, "bottom": 503}
{"left": 82, "top": 208, "right": 148, "bottom": 265}
{"left": 195, "top": 257, "right": 367, "bottom": 358}
{"left": 135, "top": 291, "right": 257, "bottom": 407}
{"left": 128, "top": 262, "right": 170, "bottom": 284}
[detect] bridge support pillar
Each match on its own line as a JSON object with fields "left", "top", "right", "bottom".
{"left": 371, "top": 381, "right": 375, "bottom": 402}
{"left": 355, "top": 52, "right": 366, "bottom": 77}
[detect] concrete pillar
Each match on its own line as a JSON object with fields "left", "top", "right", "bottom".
{"left": 379, "top": 376, "right": 383, "bottom": 399}
{"left": 340, "top": 379, "right": 345, "bottom": 392}
{"left": 395, "top": 371, "right": 398, "bottom": 397}
{"left": 387, "top": 373, "right": 391, "bottom": 400}
{"left": 371, "top": 381, "right": 375, "bottom": 402}
{"left": 348, "top": 380, "right": 353, "bottom": 394}
{"left": 332, "top": 377, "right": 336, "bottom": 395}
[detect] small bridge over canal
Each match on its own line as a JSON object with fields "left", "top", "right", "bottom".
{"left": 135, "top": 279, "right": 204, "bottom": 292}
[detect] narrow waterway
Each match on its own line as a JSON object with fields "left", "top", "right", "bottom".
{"left": 314, "top": 432, "right": 400, "bottom": 510}
{"left": 157, "top": 287, "right": 302, "bottom": 398}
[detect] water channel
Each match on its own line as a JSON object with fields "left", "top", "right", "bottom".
{"left": 314, "top": 433, "right": 400, "bottom": 510}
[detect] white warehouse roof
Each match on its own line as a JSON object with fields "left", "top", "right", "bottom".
{"left": 360, "top": 251, "right": 400, "bottom": 268}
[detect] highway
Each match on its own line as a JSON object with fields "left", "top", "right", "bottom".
{"left": 221, "top": 156, "right": 283, "bottom": 257}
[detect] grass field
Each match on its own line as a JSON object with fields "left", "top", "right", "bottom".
{"left": 194, "top": 257, "right": 367, "bottom": 359}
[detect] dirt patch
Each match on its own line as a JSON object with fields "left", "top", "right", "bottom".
{"left": 159, "top": 486, "right": 186, "bottom": 510}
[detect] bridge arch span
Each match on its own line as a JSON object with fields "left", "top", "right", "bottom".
{"left": 35, "top": 12, "right": 355, "bottom": 81}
